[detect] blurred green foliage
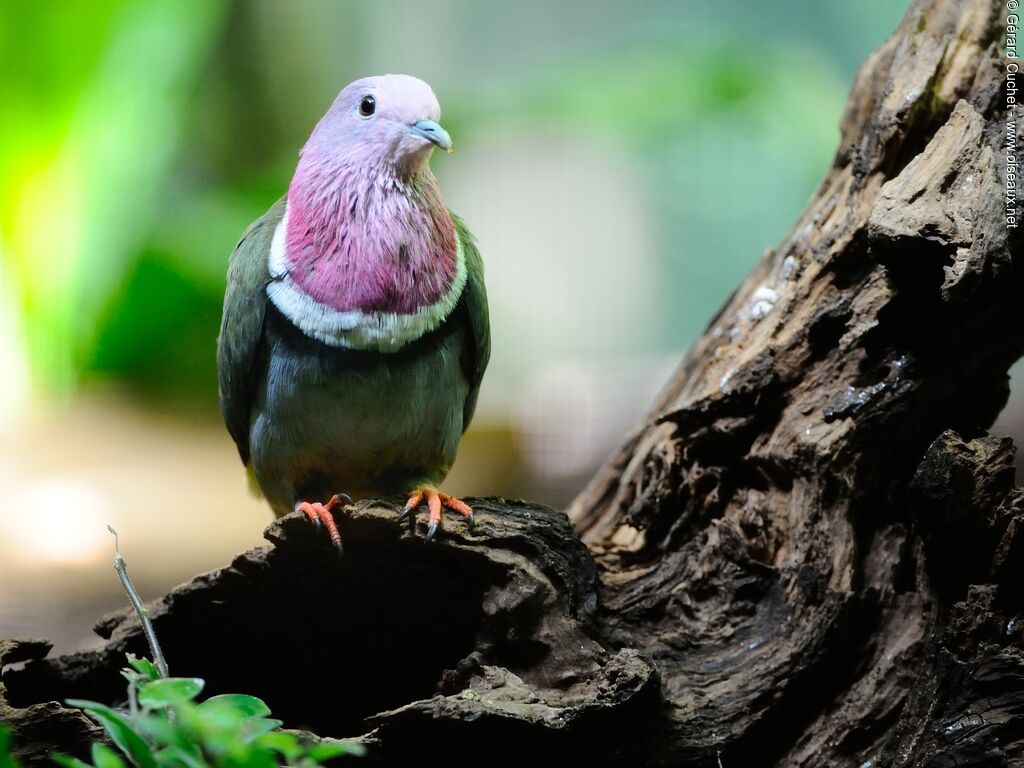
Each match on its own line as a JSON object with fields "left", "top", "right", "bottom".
{"left": 0, "top": 723, "right": 20, "bottom": 768}
{"left": 0, "top": 0, "right": 227, "bottom": 397}
{"left": 0, "top": 1, "right": 905, "bottom": 406}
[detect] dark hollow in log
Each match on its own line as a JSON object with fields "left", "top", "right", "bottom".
{"left": 2, "top": 503, "right": 660, "bottom": 766}
{"left": 3, "top": 0, "right": 1024, "bottom": 765}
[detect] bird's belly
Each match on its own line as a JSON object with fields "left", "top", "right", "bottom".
{"left": 249, "top": 321, "right": 469, "bottom": 515}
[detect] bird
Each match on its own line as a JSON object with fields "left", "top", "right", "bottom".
{"left": 216, "top": 74, "right": 490, "bottom": 553}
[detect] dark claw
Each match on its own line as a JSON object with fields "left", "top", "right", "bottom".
{"left": 466, "top": 512, "right": 475, "bottom": 531}
{"left": 333, "top": 540, "right": 345, "bottom": 557}
{"left": 330, "top": 492, "right": 352, "bottom": 507}
{"left": 398, "top": 505, "right": 415, "bottom": 522}
{"left": 425, "top": 522, "right": 439, "bottom": 542}
{"left": 310, "top": 516, "right": 323, "bottom": 528}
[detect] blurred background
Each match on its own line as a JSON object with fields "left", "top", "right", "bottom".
{"left": 1, "top": 0, "right": 1020, "bottom": 653}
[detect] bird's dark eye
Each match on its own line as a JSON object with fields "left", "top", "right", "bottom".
{"left": 358, "top": 96, "right": 376, "bottom": 117}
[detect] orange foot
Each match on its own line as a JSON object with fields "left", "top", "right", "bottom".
{"left": 296, "top": 493, "right": 351, "bottom": 555}
{"left": 398, "top": 485, "right": 473, "bottom": 542}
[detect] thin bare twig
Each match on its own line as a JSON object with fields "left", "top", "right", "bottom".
{"left": 107, "top": 526, "right": 169, "bottom": 679}
{"left": 127, "top": 676, "right": 139, "bottom": 717}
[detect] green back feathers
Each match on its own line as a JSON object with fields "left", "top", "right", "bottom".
{"left": 451, "top": 213, "right": 490, "bottom": 432}
{"left": 217, "top": 198, "right": 283, "bottom": 464}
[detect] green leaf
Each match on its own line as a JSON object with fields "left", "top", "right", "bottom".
{"left": 131, "top": 713, "right": 176, "bottom": 746}
{"left": 0, "top": 725, "right": 21, "bottom": 768}
{"left": 198, "top": 694, "right": 270, "bottom": 719}
{"left": 153, "top": 746, "right": 204, "bottom": 768}
{"left": 50, "top": 755, "right": 92, "bottom": 768}
{"left": 65, "top": 700, "right": 156, "bottom": 768}
{"left": 255, "top": 731, "right": 301, "bottom": 762}
{"left": 219, "top": 751, "right": 275, "bottom": 768}
{"left": 241, "top": 718, "right": 283, "bottom": 742}
{"left": 126, "top": 655, "right": 160, "bottom": 682}
{"left": 137, "top": 678, "right": 204, "bottom": 708}
{"left": 91, "top": 743, "right": 127, "bottom": 768}
{"left": 306, "top": 740, "right": 366, "bottom": 760}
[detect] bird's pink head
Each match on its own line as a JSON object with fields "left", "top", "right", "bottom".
{"left": 282, "top": 74, "right": 459, "bottom": 316}
{"left": 305, "top": 74, "right": 452, "bottom": 173}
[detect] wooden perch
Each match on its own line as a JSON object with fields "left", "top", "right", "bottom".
{"left": 1, "top": 503, "right": 658, "bottom": 765}
{"left": 3, "top": 0, "right": 1023, "bottom": 765}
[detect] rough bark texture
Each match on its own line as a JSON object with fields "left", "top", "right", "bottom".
{"left": 3, "top": 0, "right": 1022, "bottom": 765}
{"left": 2, "top": 503, "right": 659, "bottom": 766}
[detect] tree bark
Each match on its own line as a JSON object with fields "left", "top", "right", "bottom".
{"left": 3, "top": 0, "right": 1023, "bottom": 765}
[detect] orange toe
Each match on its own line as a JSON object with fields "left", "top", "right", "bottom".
{"left": 297, "top": 493, "right": 349, "bottom": 554}
{"left": 400, "top": 485, "right": 474, "bottom": 541}
{"left": 438, "top": 492, "right": 473, "bottom": 518}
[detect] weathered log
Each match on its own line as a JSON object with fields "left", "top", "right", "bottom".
{"left": 567, "top": 0, "right": 1024, "bottom": 763}
{"left": 3, "top": 0, "right": 1022, "bottom": 765}
{"left": 2, "top": 503, "right": 660, "bottom": 766}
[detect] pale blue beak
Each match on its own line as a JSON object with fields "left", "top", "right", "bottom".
{"left": 410, "top": 119, "right": 453, "bottom": 152}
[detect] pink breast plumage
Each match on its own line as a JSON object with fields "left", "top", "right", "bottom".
{"left": 283, "top": 155, "right": 458, "bottom": 316}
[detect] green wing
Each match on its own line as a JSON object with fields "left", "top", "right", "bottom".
{"left": 217, "top": 197, "right": 285, "bottom": 464}
{"left": 452, "top": 213, "right": 491, "bottom": 431}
